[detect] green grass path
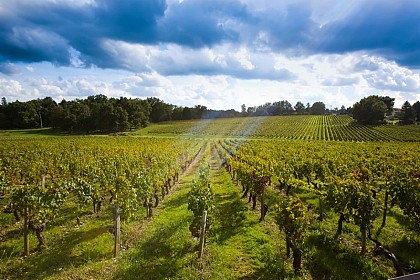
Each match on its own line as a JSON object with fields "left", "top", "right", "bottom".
{"left": 195, "top": 146, "right": 293, "bottom": 280}
{"left": 111, "top": 144, "right": 294, "bottom": 279}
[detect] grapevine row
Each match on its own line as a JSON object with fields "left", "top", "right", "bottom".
{"left": 219, "top": 139, "right": 419, "bottom": 276}
{"left": 146, "top": 115, "right": 420, "bottom": 142}
{"left": 0, "top": 137, "right": 203, "bottom": 256}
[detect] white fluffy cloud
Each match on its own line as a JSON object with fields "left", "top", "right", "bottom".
{"left": 0, "top": 79, "right": 23, "bottom": 98}
{"left": 361, "top": 59, "right": 420, "bottom": 92}
{"left": 1, "top": 49, "right": 419, "bottom": 109}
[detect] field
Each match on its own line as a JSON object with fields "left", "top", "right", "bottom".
{"left": 134, "top": 115, "right": 420, "bottom": 142}
{"left": 1, "top": 116, "right": 419, "bottom": 279}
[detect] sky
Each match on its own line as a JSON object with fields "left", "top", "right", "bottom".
{"left": 0, "top": 0, "right": 419, "bottom": 110}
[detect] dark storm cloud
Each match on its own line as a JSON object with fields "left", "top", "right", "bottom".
{"left": 256, "top": 4, "right": 316, "bottom": 52}
{"left": 0, "top": 0, "right": 166, "bottom": 67}
{"left": 156, "top": 0, "right": 250, "bottom": 48}
{"left": 0, "top": 62, "right": 19, "bottom": 75}
{"left": 0, "top": 22, "right": 72, "bottom": 65}
{"left": 0, "top": 0, "right": 419, "bottom": 73}
{"left": 318, "top": 1, "right": 420, "bottom": 67}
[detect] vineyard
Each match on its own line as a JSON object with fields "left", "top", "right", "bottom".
{"left": 138, "top": 115, "right": 420, "bottom": 142}
{"left": 217, "top": 138, "right": 420, "bottom": 277}
{"left": 1, "top": 117, "right": 420, "bottom": 279}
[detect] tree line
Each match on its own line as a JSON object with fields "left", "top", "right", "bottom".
{"left": 240, "top": 100, "right": 349, "bottom": 116}
{"left": 0, "top": 95, "right": 341, "bottom": 133}
{"left": 0, "top": 95, "right": 150, "bottom": 133}
{"left": 1, "top": 94, "right": 418, "bottom": 132}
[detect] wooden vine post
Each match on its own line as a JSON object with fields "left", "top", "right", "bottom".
{"left": 260, "top": 185, "right": 265, "bottom": 221}
{"left": 198, "top": 210, "right": 207, "bottom": 258}
{"left": 319, "top": 195, "right": 324, "bottom": 221}
{"left": 113, "top": 203, "right": 121, "bottom": 258}
{"left": 23, "top": 205, "right": 29, "bottom": 256}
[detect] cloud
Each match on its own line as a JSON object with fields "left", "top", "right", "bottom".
{"left": 322, "top": 76, "right": 360, "bottom": 87}
{"left": 92, "top": 41, "right": 296, "bottom": 80}
{"left": 352, "top": 55, "right": 381, "bottom": 72}
{"left": 166, "top": 75, "right": 237, "bottom": 109}
{"left": 254, "top": 3, "right": 315, "bottom": 52}
{"left": 95, "top": 0, "right": 166, "bottom": 42}
{"left": 1, "top": 0, "right": 420, "bottom": 112}
{"left": 0, "top": 79, "right": 23, "bottom": 97}
{"left": 318, "top": 1, "right": 420, "bottom": 67}
{"left": 363, "top": 61, "right": 420, "bottom": 92}
{"left": 0, "top": 62, "right": 20, "bottom": 75}
{"left": 156, "top": 0, "right": 248, "bottom": 48}
{"left": 0, "top": 0, "right": 166, "bottom": 68}
{"left": 0, "top": 26, "right": 71, "bottom": 65}
{"left": 150, "top": 44, "right": 296, "bottom": 80}
{"left": 98, "top": 40, "right": 151, "bottom": 72}
{"left": 112, "top": 72, "right": 172, "bottom": 97}
{"left": 1, "top": 0, "right": 420, "bottom": 73}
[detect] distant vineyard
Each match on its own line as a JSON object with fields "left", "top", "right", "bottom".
{"left": 141, "top": 115, "right": 420, "bottom": 142}
{"left": 373, "top": 124, "right": 420, "bottom": 142}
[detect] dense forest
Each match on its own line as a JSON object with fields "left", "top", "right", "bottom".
{"left": 0, "top": 95, "right": 419, "bottom": 133}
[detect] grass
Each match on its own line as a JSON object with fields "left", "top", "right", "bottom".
{"left": 113, "top": 179, "right": 196, "bottom": 279}
{"left": 202, "top": 147, "right": 293, "bottom": 279}
{"left": 305, "top": 231, "right": 388, "bottom": 280}
{"left": 0, "top": 201, "right": 119, "bottom": 279}
{"left": 0, "top": 127, "right": 63, "bottom": 137}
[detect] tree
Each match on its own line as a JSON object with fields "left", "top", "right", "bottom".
{"left": 247, "top": 106, "right": 256, "bottom": 116}
{"left": 400, "top": 101, "right": 416, "bottom": 125}
{"left": 241, "top": 104, "right": 246, "bottom": 117}
{"left": 305, "top": 103, "right": 311, "bottom": 113}
{"left": 0, "top": 97, "right": 8, "bottom": 128}
{"left": 55, "top": 101, "right": 91, "bottom": 132}
{"left": 171, "top": 106, "right": 184, "bottom": 120}
{"left": 115, "top": 97, "right": 150, "bottom": 129}
{"left": 255, "top": 102, "right": 271, "bottom": 116}
{"left": 380, "top": 96, "right": 395, "bottom": 115}
{"left": 294, "top": 101, "right": 305, "bottom": 114}
{"left": 7, "top": 101, "right": 39, "bottom": 128}
{"left": 39, "top": 97, "right": 58, "bottom": 127}
{"left": 352, "top": 96, "right": 387, "bottom": 125}
{"left": 272, "top": 100, "right": 293, "bottom": 115}
{"left": 310, "top": 102, "right": 326, "bottom": 115}
{"left": 147, "top": 97, "right": 173, "bottom": 123}
{"left": 193, "top": 105, "right": 207, "bottom": 119}
{"left": 182, "top": 107, "right": 192, "bottom": 120}
{"left": 113, "top": 106, "right": 130, "bottom": 131}
{"left": 339, "top": 105, "right": 347, "bottom": 114}
{"left": 412, "top": 101, "right": 420, "bottom": 122}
